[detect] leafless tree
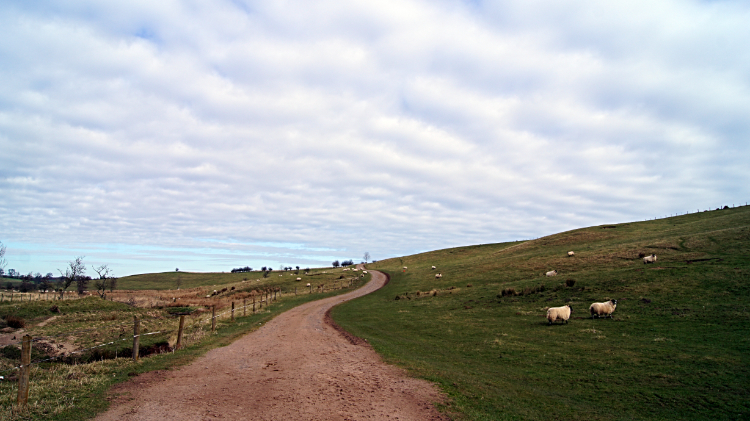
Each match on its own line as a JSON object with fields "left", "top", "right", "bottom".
{"left": 0, "top": 241, "right": 7, "bottom": 272}
{"left": 58, "top": 256, "right": 86, "bottom": 298}
{"left": 93, "top": 264, "right": 116, "bottom": 299}
{"left": 363, "top": 252, "right": 370, "bottom": 264}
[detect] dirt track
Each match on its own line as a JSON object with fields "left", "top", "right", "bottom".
{"left": 94, "top": 270, "right": 448, "bottom": 420}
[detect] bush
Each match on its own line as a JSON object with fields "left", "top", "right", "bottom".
{"left": 4, "top": 315, "right": 25, "bottom": 329}
{"left": 501, "top": 287, "right": 517, "bottom": 297}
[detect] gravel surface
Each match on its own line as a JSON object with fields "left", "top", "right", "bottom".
{"left": 94, "top": 269, "right": 448, "bottom": 420}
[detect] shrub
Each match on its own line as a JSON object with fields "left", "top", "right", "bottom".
{"left": 501, "top": 287, "right": 517, "bottom": 297}
{"left": 5, "top": 315, "right": 25, "bottom": 329}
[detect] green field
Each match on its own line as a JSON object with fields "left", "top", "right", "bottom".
{"left": 118, "top": 270, "right": 266, "bottom": 290}
{"left": 332, "top": 206, "right": 750, "bottom": 420}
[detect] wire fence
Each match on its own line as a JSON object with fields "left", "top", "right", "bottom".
{"left": 2, "top": 277, "right": 367, "bottom": 407}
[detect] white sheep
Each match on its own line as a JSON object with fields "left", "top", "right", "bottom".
{"left": 545, "top": 270, "right": 558, "bottom": 277}
{"left": 403, "top": 266, "right": 408, "bottom": 270}
{"left": 546, "top": 305, "right": 572, "bottom": 325}
{"left": 306, "top": 283, "right": 311, "bottom": 287}
{"left": 296, "top": 277, "right": 302, "bottom": 281}
{"left": 431, "top": 266, "right": 436, "bottom": 270}
{"left": 435, "top": 273, "right": 442, "bottom": 279}
{"left": 643, "top": 254, "right": 657, "bottom": 264}
{"left": 568, "top": 251, "right": 575, "bottom": 256}
{"left": 589, "top": 299, "right": 618, "bottom": 318}
{"left": 362, "top": 270, "right": 368, "bottom": 274}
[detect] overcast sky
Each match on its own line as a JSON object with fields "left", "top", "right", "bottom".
{"left": 1, "top": 0, "right": 748, "bottom": 277}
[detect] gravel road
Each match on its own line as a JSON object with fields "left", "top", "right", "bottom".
{"left": 94, "top": 269, "right": 448, "bottom": 420}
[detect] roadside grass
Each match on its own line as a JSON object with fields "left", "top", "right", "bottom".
{"left": 0, "top": 269, "right": 369, "bottom": 420}
{"left": 332, "top": 206, "right": 750, "bottom": 420}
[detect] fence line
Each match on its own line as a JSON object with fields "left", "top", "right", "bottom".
{"left": 3, "top": 274, "right": 368, "bottom": 407}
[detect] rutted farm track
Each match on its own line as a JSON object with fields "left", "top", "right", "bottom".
{"left": 95, "top": 270, "right": 447, "bottom": 421}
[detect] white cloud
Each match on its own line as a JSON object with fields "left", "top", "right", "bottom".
{"left": 1, "top": 0, "right": 748, "bottom": 275}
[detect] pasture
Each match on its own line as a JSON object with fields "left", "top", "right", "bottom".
{"left": 0, "top": 268, "right": 368, "bottom": 420}
{"left": 332, "top": 206, "right": 750, "bottom": 420}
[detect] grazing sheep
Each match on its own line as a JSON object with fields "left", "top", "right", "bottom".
{"left": 643, "top": 254, "right": 657, "bottom": 264}
{"left": 403, "top": 266, "right": 407, "bottom": 270}
{"left": 306, "top": 283, "right": 311, "bottom": 287}
{"left": 362, "top": 271, "right": 368, "bottom": 274}
{"left": 431, "top": 266, "right": 436, "bottom": 270}
{"left": 545, "top": 270, "right": 558, "bottom": 277}
{"left": 546, "top": 305, "right": 572, "bottom": 325}
{"left": 296, "top": 277, "right": 302, "bottom": 281}
{"left": 568, "top": 251, "right": 575, "bottom": 256}
{"left": 435, "top": 273, "right": 442, "bottom": 279}
{"left": 589, "top": 299, "right": 618, "bottom": 318}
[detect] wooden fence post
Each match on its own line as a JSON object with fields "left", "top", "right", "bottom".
{"left": 243, "top": 298, "right": 247, "bottom": 317}
{"left": 231, "top": 301, "right": 235, "bottom": 322}
{"left": 17, "top": 335, "right": 31, "bottom": 407}
{"left": 132, "top": 316, "right": 140, "bottom": 362}
{"left": 253, "top": 295, "right": 256, "bottom": 313}
{"left": 211, "top": 306, "right": 216, "bottom": 332}
{"left": 176, "top": 315, "right": 185, "bottom": 350}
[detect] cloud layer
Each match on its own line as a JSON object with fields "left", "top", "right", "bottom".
{"left": 2, "top": 0, "right": 749, "bottom": 276}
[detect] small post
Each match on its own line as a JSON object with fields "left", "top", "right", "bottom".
{"left": 211, "top": 306, "right": 216, "bottom": 332}
{"left": 133, "top": 316, "right": 140, "bottom": 362}
{"left": 17, "top": 335, "right": 31, "bottom": 407}
{"left": 243, "top": 298, "right": 247, "bottom": 317}
{"left": 253, "top": 295, "right": 256, "bottom": 313}
{"left": 231, "top": 301, "right": 235, "bottom": 322}
{"left": 176, "top": 315, "right": 185, "bottom": 350}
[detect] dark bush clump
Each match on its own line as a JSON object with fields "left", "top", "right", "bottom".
{"left": 5, "top": 315, "right": 25, "bottom": 329}
{"left": 501, "top": 287, "right": 517, "bottom": 297}
{"left": 566, "top": 279, "right": 576, "bottom": 287}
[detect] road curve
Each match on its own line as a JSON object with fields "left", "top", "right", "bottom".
{"left": 95, "top": 269, "right": 447, "bottom": 421}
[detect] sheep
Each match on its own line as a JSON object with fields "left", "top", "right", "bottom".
{"left": 643, "top": 254, "right": 657, "bottom": 264}
{"left": 362, "top": 271, "right": 368, "bottom": 274}
{"left": 296, "top": 277, "right": 302, "bottom": 281}
{"left": 306, "top": 283, "right": 311, "bottom": 287}
{"left": 431, "top": 266, "right": 436, "bottom": 270}
{"left": 545, "top": 270, "right": 558, "bottom": 277}
{"left": 435, "top": 273, "right": 442, "bottom": 279}
{"left": 568, "top": 251, "right": 575, "bottom": 257}
{"left": 589, "top": 299, "right": 618, "bottom": 318}
{"left": 546, "top": 305, "right": 572, "bottom": 325}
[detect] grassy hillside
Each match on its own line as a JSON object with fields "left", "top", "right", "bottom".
{"left": 332, "top": 206, "right": 750, "bottom": 420}
{"left": 119, "top": 269, "right": 274, "bottom": 290}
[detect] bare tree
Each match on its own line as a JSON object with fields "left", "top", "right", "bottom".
{"left": 363, "top": 252, "right": 370, "bottom": 264}
{"left": 0, "top": 241, "right": 7, "bottom": 272}
{"left": 93, "top": 264, "right": 116, "bottom": 299}
{"left": 58, "top": 256, "right": 85, "bottom": 299}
